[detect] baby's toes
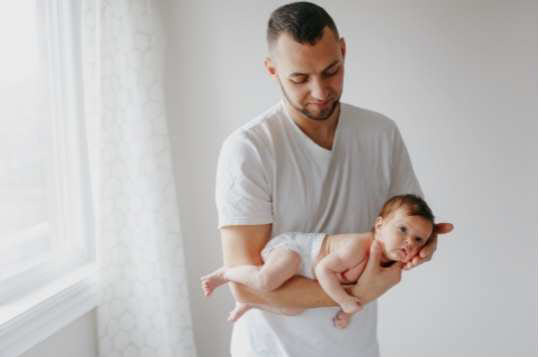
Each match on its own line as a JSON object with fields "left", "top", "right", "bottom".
{"left": 333, "top": 311, "right": 351, "bottom": 329}
{"left": 333, "top": 317, "right": 348, "bottom": 329}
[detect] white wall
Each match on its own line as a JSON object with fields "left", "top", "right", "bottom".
{"left": 160, "top": 1, "right": 537, "bottom": 356}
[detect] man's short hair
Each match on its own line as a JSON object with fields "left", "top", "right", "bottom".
{"left": 267, "top": 2, "right": 340, "bottom": 50}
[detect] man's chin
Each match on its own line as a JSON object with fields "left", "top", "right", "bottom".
{"left": 303, "top": 101, "right": 339, "bottom": 121}
{"left": 303, "top": 112, "right": 331, "bottom": 121}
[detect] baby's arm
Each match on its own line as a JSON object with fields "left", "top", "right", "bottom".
{"left": 314, "top": 240, "right": 368, "bottom": 313}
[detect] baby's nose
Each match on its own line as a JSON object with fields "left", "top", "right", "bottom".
{"left": 403, "top": 240, "right": 414, "bottom": 253}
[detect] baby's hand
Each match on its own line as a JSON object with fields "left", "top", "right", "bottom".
{"left": 340, "top": 296, "right": 362, "bottom": 314}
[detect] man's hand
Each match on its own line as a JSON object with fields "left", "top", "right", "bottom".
{"left": 402, "top": 222, "right": 454, "bottom": 270}
{"left": 350, "top": 239, "right": 403, "bottom": 305}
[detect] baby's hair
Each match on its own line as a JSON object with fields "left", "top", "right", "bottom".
{"left": 371, "top": 194, "right": 435, "bottom": 233}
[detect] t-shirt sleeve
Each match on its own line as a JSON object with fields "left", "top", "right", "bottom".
{"left": 387, "top": 123, "right": 424, "bottom": 199}
{"left": 215, "top": 132, "right": 273, "bottom": 229}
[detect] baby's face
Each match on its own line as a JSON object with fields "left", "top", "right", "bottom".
{"left": 375, "top": 208, "right": 433, "bottom": 263}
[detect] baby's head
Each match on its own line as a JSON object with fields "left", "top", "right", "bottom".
{"left": 372, "top": 194, "right": 435, "bottom": 263}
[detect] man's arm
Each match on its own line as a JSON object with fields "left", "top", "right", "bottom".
{"left": 220, "top": 225, "right": 404, "bottom": 309}
{"left": 215, "top": 134, "right": 336, "bottom": 309}
{"left": 220, "top": 224, "right": 337, "bottom": 309}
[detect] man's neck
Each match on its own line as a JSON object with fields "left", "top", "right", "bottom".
{"left": 285, "top": 102, "right": 340, "bottom": 150}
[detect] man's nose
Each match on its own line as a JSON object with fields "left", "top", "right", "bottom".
{"left": 310, "top": 77, "right": 329, "bottom": 100}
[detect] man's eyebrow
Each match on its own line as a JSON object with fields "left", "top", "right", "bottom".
{"left": 288, "top": 60, "right": 340, "bottom": 77}
{"left": 288, "top": 72, "right": 307, "bottom": 78}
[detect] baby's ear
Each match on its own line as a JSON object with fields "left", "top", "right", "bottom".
{"left": 374, "top": 216, "right": 383, "bottom": 232}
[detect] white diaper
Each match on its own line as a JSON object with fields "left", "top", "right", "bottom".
{"left": 260, "top": 232, "right": 327, "bottom": 279}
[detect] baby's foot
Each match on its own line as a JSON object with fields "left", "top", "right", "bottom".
{"left": 228, "top": 302, "right": 252, "bottom": 322}
{"left": 332, "top": 310, "right": 352, "bottom": 329}
{"left": 200, "top": 267, "right": 228, "bottom": 296}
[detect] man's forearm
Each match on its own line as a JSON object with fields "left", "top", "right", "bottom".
{"left": 222, "top": 226, "right": 339, "bottom": 309}
{"left": 230, "top": 275, "right": 338, "bottom": 309}
{"left": 231, "top": 275, "right": 380, "bottom": 309}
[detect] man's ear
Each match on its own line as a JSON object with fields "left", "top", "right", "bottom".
{"left": 374, "top": 216, "right": 383, "bottom": 232}
{"left": 264, "top": 57, "right": 278, "bottom": 78}
{"left": 339, "top": 37, "right": 346, "bottom": 60}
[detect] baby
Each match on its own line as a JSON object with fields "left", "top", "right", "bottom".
{"left": 201, "top": 194, "right": 435, "bottom": 328}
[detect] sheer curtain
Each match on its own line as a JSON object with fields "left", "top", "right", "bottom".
{"left": 82, "top": 0, "right": 197, "bottom": 356}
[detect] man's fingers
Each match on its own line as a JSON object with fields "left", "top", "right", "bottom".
{"left": 404, "top": 261, "right": 417, "bottom": 271}
{"left": 419, "top": 238, "right": 436, "bottom": 258}
{"left": 404, "top": 224, "right": 450, "bottom": 272}
{"left": 403, "top": 260, "right": 415, "bottom": 270}
{"left": 435, "top": 223, "right": 454, "bottom": 235}
{"left": 405, "top": 241, "right": 435, "bottom": 270}
{"left": 404, "top": 256, "right": 422, "bottom": 270}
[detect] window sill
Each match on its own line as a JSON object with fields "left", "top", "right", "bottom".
{"left": 0, "top": 263, "right": 98, "bottom": 357}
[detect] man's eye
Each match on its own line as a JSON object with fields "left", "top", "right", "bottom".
{"left": 325, "top": 66, "right": 340, "bottom": 76}
{"left": 399, "top": 226, "right": 406, "bottom": 233}
{"left": 415, "top": 237, "right": 423, "bottom": 243}
{"left": 290, "top": 76, "right": 307, "bottom": 84}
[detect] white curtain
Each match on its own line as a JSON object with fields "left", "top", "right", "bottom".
{"left": 82, "top": 0, "right": 197, "bottom": 356}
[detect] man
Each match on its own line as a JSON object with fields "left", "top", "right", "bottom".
{"left": 215, "top": 2, "right": 453, "bottom": 356}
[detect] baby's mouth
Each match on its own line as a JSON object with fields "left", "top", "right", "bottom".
{"left": 396, "top": 248, "right": 407, "bottom": 261}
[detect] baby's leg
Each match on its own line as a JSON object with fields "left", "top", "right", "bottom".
{"left": 255, "top": 246, "right": 302, "bottom": 291}
{"left": 201, "top": 247, "right": 301, "bottom": 296}
{"left": 201, "top": 265, "right": 258, "bottom": 297}
{"left": 228, "top": 302, "right": 253, "bottom": 322}
{"left": 332, "top": 309, "right": 354, "bottom": 329}
{"left": 201, "top": 266, "right": 230, "bottom": 296}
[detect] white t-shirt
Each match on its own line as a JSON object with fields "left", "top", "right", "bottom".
{"left": 215, "top": 100, "right": 423, "bottom": 357}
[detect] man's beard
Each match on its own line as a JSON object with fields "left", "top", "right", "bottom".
{"left": 278, "top": 79, "right": 340, "bottom": 121}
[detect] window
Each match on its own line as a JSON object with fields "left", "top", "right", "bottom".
{"left": 0, "top": 1, "right": 97, "bottom": 355}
